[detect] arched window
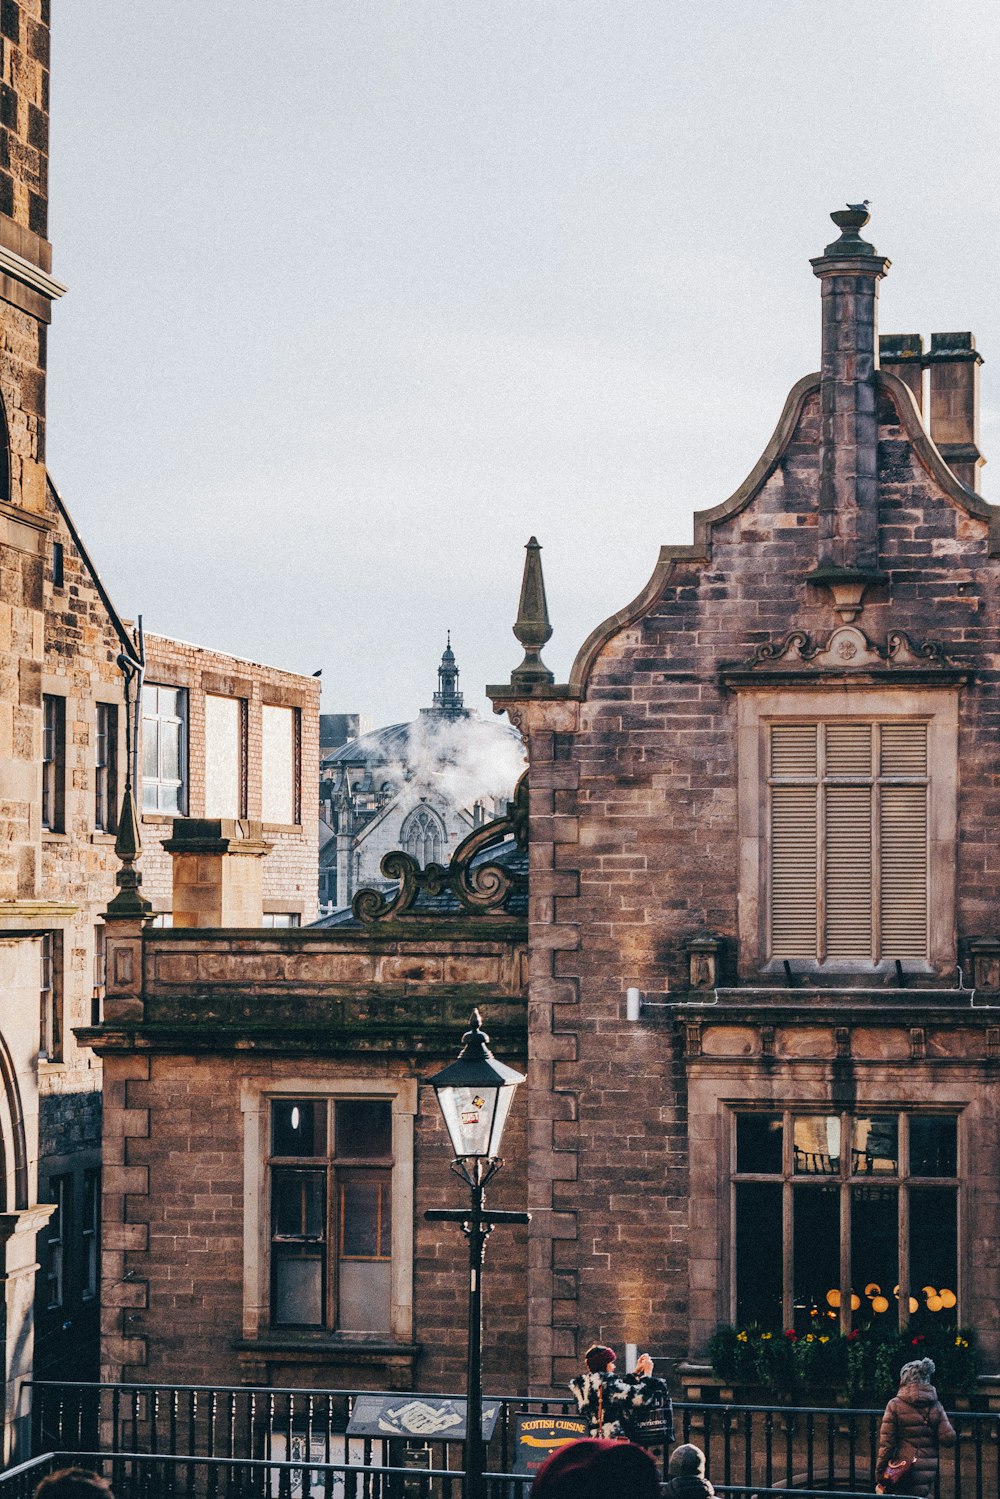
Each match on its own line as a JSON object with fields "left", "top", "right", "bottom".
{"left": 400, "top": 805, "right": 444, "bottom": 868}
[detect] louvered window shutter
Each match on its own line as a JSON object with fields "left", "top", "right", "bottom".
{"left": 879, "top": 725, "right": 928, "bottom": 959}
{"left": 824, "top": 725, "right": 873, "bottom": 960}
{"left": 768, "top": 721, "right": 929, "bottom": 963}
{"left": 770, "top": 726, "right": 818, "bottom": 958}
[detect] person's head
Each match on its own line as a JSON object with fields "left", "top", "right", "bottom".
{"left": 531, "top": 1439, "right": 660, "bottom": 1499}
{"left": 669, "top": 1444, "right": 707, "bottom": 1479}
{"left": 34, "top": 1470, "right": 114, "bottom": 1499}
{"left": 584, "top": 1343, "right": 616, "bottom": 1375}
{"left": 899, "top": 1357, "right": 936, "bottom": 1387}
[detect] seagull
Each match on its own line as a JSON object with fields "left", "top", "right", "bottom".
{"left": 312, "top": 669, "right": 323, "bottom": 677}
{"left": 847, "top": 199, "right": 871, "bottom": 213}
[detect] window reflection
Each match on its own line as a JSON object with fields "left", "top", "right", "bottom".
{"left": 793, "top": 1116, "right": 841, "bottom": 1175}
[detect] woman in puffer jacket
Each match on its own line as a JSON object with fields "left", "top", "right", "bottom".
{"left": 875, "top": 1357, "right": 956, "bottom": 1497}
{"left": 568, "top": 1344, "right": 672, "bottom": 1441}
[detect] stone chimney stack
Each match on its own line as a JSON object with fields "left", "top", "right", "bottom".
{"left": 810, "top": 204, "right": 890, "bottom": 575}
{"left": 163, "top": 818, "right": 271, "bottom": 928}
{"left": 925, "top": 332, "right": 984, "bottom": 492}
{"left": 879, "top": 333, "right": 924, "bottom": 416}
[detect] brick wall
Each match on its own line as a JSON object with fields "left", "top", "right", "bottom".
{"left": 141, "top": 634, "right": 320, "bottom": 923}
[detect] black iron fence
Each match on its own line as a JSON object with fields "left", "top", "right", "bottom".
{"left": 28, "top": 1383, "right": 1000, "bottom": 1497}
{"left": 0, "top": 1454, "right": 887, "bottom": 1499}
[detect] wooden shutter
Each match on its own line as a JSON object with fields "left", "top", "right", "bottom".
{"left": 824, "top": 785, "right": 873, "bottom": 958}
{"left": 770, "top": 726, "right": 819, "bottom": 957}
{"left": 879, "top": 724, "right": 928, "bottom": 958}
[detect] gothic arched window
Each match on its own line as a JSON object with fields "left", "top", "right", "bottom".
{"left": 400, "top": 805, "right": 445, "bottom": 868}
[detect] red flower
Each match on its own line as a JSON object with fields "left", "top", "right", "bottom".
{"left": 911, "top": 1335, "right": 925, "bottom": 1346}
{"left": 784, "top": 1329, "right": 797, "bottom": 1341}
{"left": 848, "top": 1329, "right": 860, "bottom": 1342}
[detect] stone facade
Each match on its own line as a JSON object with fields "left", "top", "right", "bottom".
{"left": 141, "top": 633, "right": 320, "bottom": 927}
{"left": 91, "top": 206, "right": 1000, "bottom": 1417}
{"left": 488, "top": 206, "right": 1000, "bottom": 1393}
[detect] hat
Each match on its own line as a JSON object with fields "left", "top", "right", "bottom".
{"left": 669, "top": 1444, "right": 706, "bottom": 1478}
{"left": 530, "top": 1439, "right": 660, "bottom": 1499}
{"left": 584, "top": 1343, "right": 616, "bottom": 1373}
{"left": 900, "top": 1357, "right": 936, "bottom": 1385}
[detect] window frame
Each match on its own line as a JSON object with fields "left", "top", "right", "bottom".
{"left": 81, "top": 1167, "right": 100, "bottom": 1301}
{"left": 400, "top": 804, "right": 446, "bottom": 868}
{"left": 261, "top": 703, "right": 302, "bottom": 827}
{"left": 736, "top": 687, "right": 959, "bottom": 977}
{"left": 41, "top": 693, "right": 65, "bottom": 832}
{"left": 94, "top": 700, "right": 119, "bottom": 834}
{"left": 141, "top": 684, "right": 189, "bottom": 816}
{"left": 45, "top": 1173, "right": 70, "bottom": 1310}
{"left": 204, "top": 692, "right": 248, "bottom": 820}
{"left": 730, "top": 1106, "right": 961, "bottom": 1334}
{"left": 241, "top": 1078, "right": 416, "bottom": 1345}
{"left": 39, "top": 930, "right": 63, "bottom": 1062}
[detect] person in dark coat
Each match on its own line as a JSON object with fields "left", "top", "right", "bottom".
{"left": 568, "top": 1343, "right": 672, "bottom": 1440}
{"left": 530, "top": 1438, "right": 660, "bottom": 1499}
{"left": 664, "top": 1443, "right": 716, "bottom": 1499}
{"left": 875, "top": 1357, "right": 956, "bottom": 1497}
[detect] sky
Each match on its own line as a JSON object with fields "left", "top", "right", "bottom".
{"left": 46, "top": 2, "right": 1000, "bottom": 727}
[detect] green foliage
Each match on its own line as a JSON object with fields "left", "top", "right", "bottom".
{"left": 709, "top": 1322, "right": 978, "bottom": 1404}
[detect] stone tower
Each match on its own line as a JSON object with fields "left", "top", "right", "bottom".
{"left": 0, "top": 0, "right": 66, "bottom": 1461}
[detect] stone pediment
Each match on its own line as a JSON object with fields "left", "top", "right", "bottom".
{"left": 721, "top": 626, "right": 968, "bottom": 688}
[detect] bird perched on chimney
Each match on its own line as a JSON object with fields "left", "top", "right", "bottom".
{"left": 847, "top": 199, "right": 871, "bottom": 213}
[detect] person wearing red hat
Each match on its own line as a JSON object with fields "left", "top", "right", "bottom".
{"left": 568, "top": 1344, "right": 672, "bottom": 1440}
{"left": 530, "top": 1438, "right": 660, "bottom": 1499}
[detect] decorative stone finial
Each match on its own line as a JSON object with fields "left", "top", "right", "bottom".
{"left": 104, "top": 786, "right": 153, "bottom": 920}
{"left": 823, "top": 200, "right": 877, "bottom": 257}
{"left": 510, "top": 537, "right": 554, "bottom": 687}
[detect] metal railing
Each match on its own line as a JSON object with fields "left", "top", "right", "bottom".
{"left": 0, "top": 1454, "right": 887, "bottom": 1499}
{"left": 27, "top": 1383, "right": 1000, "bottom": 1498}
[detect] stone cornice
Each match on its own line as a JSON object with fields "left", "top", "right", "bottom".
{"left": 0, "top": 242, "right": 66, "bottom": 301}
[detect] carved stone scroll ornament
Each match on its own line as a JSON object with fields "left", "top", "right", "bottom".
{"left": 742, "top": 625, "right": 951, "bottom": 671}
{"left": 352, "top": 774, "right": 528, "bottom": 923}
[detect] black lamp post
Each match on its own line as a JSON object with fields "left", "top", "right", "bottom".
{"left": 425, "top": 1010, "right": 530, "bottom": 1499}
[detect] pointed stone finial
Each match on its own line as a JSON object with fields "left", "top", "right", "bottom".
{"left": 104, "top": 785, "right": 153, "bottom": 920}
{"left": 511, "top": 537, "right": 554, "bottom": 687}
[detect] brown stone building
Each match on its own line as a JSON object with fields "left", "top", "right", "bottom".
{"left": 91, "top": 205, "right": 1000, "bottom": 1405}
{"left": 139, "top": 633, "right": 320, "bottom": 929}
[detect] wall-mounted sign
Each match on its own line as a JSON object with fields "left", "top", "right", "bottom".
{"left": 346, "top": 1394, "right": 500, "bottom": 1441}
{"left": 513, "top": 1414, "right": 588, "bottom": 1476}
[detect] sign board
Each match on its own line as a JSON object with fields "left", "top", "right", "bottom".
{"left": 346, "top": 1394, "right": 500, "bottom": 1442}
{"left": 513, "top": 1414, "right": 588, "bottom": 1476}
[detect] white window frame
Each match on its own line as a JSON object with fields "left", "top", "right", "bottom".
{"left": 736, "top": 686, "right": 958, "bottom": 977}
{"left": 241, "top": 1078, "right": 416, "bottom": 1343}
{"left": 142, "top": 685, "right": 188, "bottom": 815}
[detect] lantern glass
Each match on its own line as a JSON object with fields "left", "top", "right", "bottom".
{"left": 435, "top": 1080, "right": 517, "bottom": 1161}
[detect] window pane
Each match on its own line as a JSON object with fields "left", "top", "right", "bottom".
{"left": 736, "top": 1114, "right": 783, "bottom": 1174}
{"left": 793, "top": 1116, "right": 841, "bottom": 1175}
{"left": 272, "top": 1100, "right": 325, "bottom": 1158}
{"left": 851, "top": 1185, "right": 898, "bottom": 1328}
{"left": 340, "top": 1171, "right": 391, "bottom": 1259}
{"left": 338, "top": 1261, "right": 391, "bottom": 1333}
{"left": 160, "top": 720, "right": 180, "bottom": 782}
{"left": 793, "top": 1184, "right": 840, "bottom": 1331}
{"left": 910, "top": 1116, "right": 957, "bottom": 1177}
{"left": 272, "top": 1170, "right": 325, "bottom": 1239}
{"left": 736, "top": 1182, "right": 782, "bottom": 1327}
{"left": 851, "top": 1116, "right": 898, "bottom": 1176}
{"left": 262, "top": 705, "right": 295, "bottom": 824}
{"left": 336, "top": 1100, "right": 392, "bottom": 1158}
{"left": 205, "top": 695, "right": 242, "bottom": 819}
{"left": 910, "top": 1187, "right": 958, "bottom": 1329}
{"left": 273, "top": 1255, "right": 323, "bottom": 1326}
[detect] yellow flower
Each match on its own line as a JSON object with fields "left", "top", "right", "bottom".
{"left": 819, "top": 1336, "right": 830, "bottom": 1344}
{"left": 761, "top": 1332, "right": 772, "bottom": 1341}
{"left": 737, "top": 1332, "right": 748, "bottom": 1343}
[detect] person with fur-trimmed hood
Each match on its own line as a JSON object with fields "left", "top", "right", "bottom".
{"left": 875, "top": 1357, "right": 955, "bottom": 1497}
{"left": 664, "top": 1444, "right": 716, "bottom": 1498}
{"left": 568, "top": 1344, "right": 672, "bottom": 1441}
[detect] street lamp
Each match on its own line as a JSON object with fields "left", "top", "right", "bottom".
{"left": 425, "top": 1010, "right": 530, "bottom": 1499}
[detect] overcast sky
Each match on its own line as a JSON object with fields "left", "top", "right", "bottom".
{"left": 47, "top": 2, "right": 1000, "bottom": 726}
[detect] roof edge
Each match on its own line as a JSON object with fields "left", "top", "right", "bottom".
{"left": 46, "top": 474, "right": 141, "bottom": 663}
{"left": 566, "top": 371, "right": 822, "bottom": 694}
